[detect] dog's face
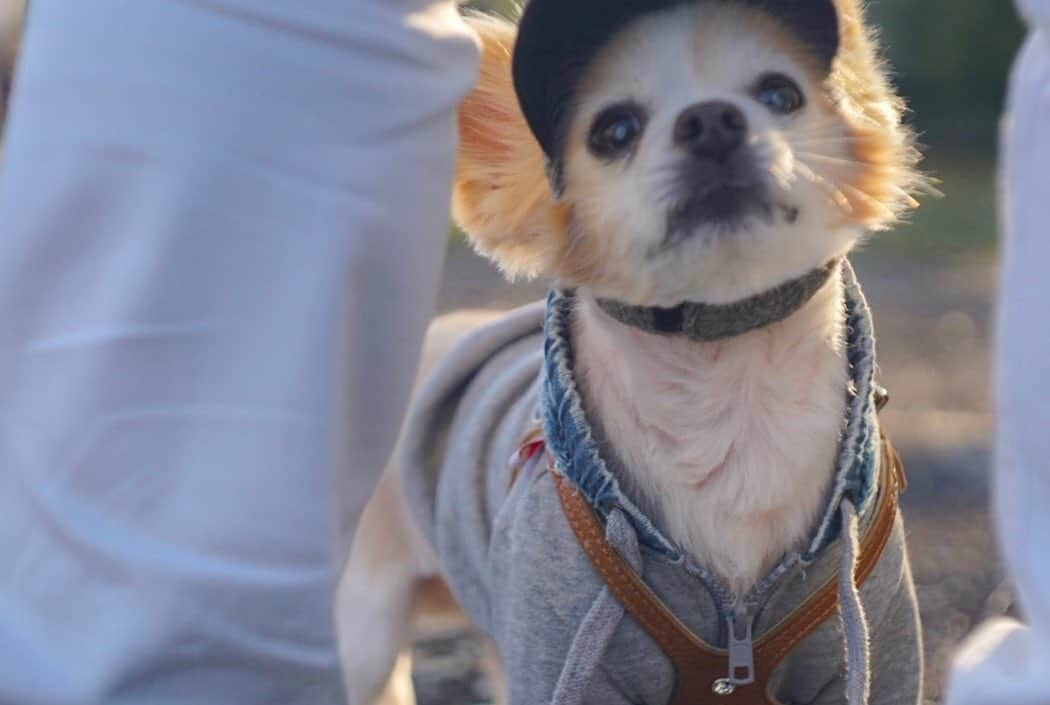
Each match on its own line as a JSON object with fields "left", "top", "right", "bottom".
{"left": 455, "top": 1, "right": 921, "bottom": 306}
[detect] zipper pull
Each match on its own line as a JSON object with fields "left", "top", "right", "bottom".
{"left": 712, "top": 613, "right": 755, "bottom": 696}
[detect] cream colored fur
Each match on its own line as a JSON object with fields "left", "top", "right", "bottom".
{"left": 342, "top": 2, "right": 923, "bottom": 703}
{"left": 563, "top": 5, "right": 861, "bottom": 306}
{"left": 573, "top": 278, "right": 848, "bottom": 591}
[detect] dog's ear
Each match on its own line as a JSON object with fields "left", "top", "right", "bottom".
{"left": 828, "top": 0, "right": 925, "bottom": 227}
{"left": 453, "top": 15, "right": 571, "bottom": 280}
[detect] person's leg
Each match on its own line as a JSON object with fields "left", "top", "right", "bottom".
{"left": 946, "top": 19, "right": 1050, "bottom": 705}
{"left": 0, "top": 1, "right": 476, "bottom": 702}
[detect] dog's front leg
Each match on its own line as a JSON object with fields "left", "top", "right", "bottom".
{"left": 337, "top": 470, "right": 421, "bottom": 705}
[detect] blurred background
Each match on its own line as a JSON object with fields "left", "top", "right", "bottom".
{"left": 0, "top": 1, "right": 1026, "bottom": 704}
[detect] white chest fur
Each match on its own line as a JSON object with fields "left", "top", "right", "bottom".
{"left": 573, "top": 275, "right": 849, "bottom": 593}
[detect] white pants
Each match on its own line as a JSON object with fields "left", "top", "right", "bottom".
{"left": 947, "top": 17, "right": 1050, "bottom": 705}
{"left": 0, "top": 1, "right": 476, "bottom": 702}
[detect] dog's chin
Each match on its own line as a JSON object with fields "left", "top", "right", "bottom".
{"left": 663, "top": 184, "right": 777, "bottom": 249}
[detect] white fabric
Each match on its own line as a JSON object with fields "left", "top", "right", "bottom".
{"left": 0, "top": 1, "right": 476, "bottom": 703}
{"left": 1018, "top": 0, "right": 1050, "bottom": 26}
{"left": 947, "top": 23, "right": 1050, "bottom": 705}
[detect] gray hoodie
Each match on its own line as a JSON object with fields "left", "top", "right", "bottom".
{"left": 400, "top": 262, "right": 922, "bottom": 705}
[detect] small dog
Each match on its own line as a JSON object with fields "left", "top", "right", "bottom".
{"left": 340, "top": 1, "right": 925, "bottom": 704}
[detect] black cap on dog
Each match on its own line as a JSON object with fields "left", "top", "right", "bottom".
{"left": 512, "top": 0, "right": 840, "bottom": 181}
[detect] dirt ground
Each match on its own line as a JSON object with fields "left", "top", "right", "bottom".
{"left": 412, "top": 242, "right": 1004, "bottom": 705}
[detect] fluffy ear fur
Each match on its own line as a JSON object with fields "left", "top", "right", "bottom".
{"left": 826, "top": 0, "right": 925, "bottom": 227}
{"left": 453, "top": 15, "right": 570, "bottom": 280}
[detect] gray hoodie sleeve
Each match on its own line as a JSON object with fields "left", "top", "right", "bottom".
{"left": 866, "top": 517, "right": 924, "bottom": 705}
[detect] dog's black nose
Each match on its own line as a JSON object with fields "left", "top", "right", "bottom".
{"left": 673, "top": 101, "right": 748, "bottom": 163}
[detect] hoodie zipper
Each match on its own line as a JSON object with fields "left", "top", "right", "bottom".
{"left": 712, "top": 606, "right": 757, "bottom": 695}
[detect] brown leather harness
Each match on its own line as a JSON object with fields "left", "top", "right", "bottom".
{"left": 515, "top": 413, "right": 905, "bottom": 704}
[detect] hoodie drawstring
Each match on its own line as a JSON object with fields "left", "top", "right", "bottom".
{"left": 551, "top": 509, "right": 640, "bottom": 705}
{"left": 838, "top": 498, "right": 872, "bottom": 705}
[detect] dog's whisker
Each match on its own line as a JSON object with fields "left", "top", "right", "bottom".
{"left": 843, "top": 184, "right": 897, "bottom": 220}
{"left": 793, "top": 152, "right": 872, "bottom": 170}
{"left": 789, "top": 137, "right": 864, "bottom": 149}
{"left": 800, "top": 152, "right": 914, "bottom": 216}
{"left": 787, "top": 126, "right": 852, "bottom": 138}
{"left": 794, "top": 160, "right": 854, "bottom": 213}
{"left": 785, "top": 121, "right": 854, "bottom": 138}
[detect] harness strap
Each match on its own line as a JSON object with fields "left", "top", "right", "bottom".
{"left": 551, "top": 433, "right": 905, "bottom": 705}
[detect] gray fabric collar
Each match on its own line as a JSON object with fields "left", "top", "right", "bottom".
{"left": 596, "top": 259, "right": 841, "bottom": 342}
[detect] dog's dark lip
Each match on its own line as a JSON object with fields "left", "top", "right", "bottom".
{"left": 777, "top": 202, "right": 801, "bottom": 224}
{"left": 663, "top": 183, "right": 771, "bottom": 246}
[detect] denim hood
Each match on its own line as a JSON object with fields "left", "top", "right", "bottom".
{"left": 541, "top": 259, "right": 882, "bottom": 564}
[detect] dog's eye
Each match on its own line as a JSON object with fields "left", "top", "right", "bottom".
{"left": 755, "top": 74, "right": 805, "bottom": 115}
{"left": 588, "top": 104, "right": 646, "bottom": 159}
